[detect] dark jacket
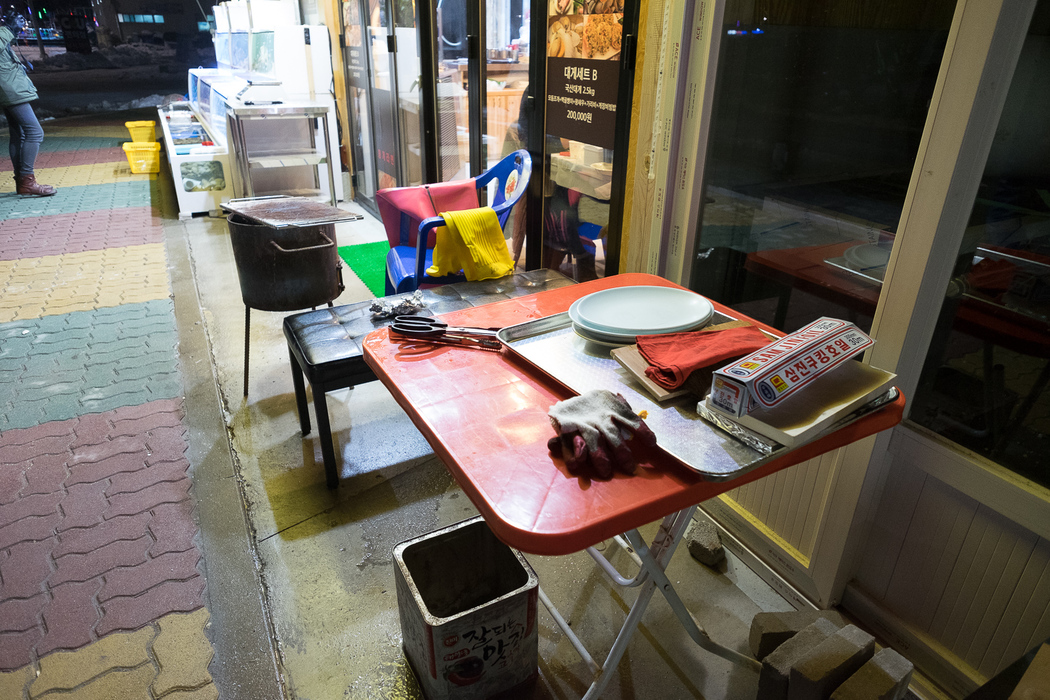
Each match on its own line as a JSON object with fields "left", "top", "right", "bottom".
{"left": 0, "top": 27, "right": 37, "bottom": 107}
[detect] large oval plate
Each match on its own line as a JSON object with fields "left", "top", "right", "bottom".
{"left": 571, "top": 322, "right": 633, "bottom": 347}
{"left": 843, "top": 243, "right": 890, "bottom": 271}
{"left": 569, "top": 286, "right": 714, "bottom": 335}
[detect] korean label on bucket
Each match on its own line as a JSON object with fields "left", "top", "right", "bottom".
{"left": 709, "top": 318, "right": 874, "bottom": 416}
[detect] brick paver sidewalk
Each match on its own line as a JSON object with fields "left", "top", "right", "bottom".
{"left": 0, "top": 115, "right": 219, "bottom": 699}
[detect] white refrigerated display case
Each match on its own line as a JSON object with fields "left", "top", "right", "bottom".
{"left": 158, "top": 93, "right": 236, "bottom": 219}
{"left": 160, "top": 11, "right": 343, "bottom": 218}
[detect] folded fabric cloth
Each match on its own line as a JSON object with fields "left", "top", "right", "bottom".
{"left": 426, "top": 206, "right": 515, "bottom": 281}
{"left": 637, "top": 325, "right": 772, "bottom": 390}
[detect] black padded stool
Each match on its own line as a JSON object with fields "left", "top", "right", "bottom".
{"left": 283, "top": 270, "right": 575, "bottom": 488}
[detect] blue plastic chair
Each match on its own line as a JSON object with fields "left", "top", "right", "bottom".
{"left": 379, "top": 150, "right": 532, "bottom": 294}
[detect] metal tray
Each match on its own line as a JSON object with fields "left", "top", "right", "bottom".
{"left": 220, "top": 195, "right": 363, "bottom": 228}
{"left": 824, "top": 255, "right": 885, "bottom": 284}
{"left": 497, "top": 312, "right": 785, "bottom": 480}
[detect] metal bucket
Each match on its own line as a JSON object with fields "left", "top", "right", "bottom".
{"left": 394, "top": 517, "right": 539, "bottom": 700}
{"left": 227, "top": 213, "right": 343, "bottom": 312}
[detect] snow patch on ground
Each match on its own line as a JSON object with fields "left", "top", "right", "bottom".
{"left": 45, "top": 93, "right": 190, "bottom": 119}
{"left": 30, "top": 43, "right": 215, "bottom": 72}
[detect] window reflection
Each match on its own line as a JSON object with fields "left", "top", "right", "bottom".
{"left": 910, "top": 1, "right": 1050, "bottom": 485}
{"left": 690, "top": 2, "right": 955, "bottom": 334}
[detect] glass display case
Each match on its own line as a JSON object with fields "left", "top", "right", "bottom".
{"left": 162, "top": 16, "right": 344, "bottom": 217}
{"left": 157, "top": 71, "right": 238, "bottom": 219}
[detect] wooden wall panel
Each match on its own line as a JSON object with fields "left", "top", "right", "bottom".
{"left": 962, "top": 526, "right": 1037, "bottom": 673}
{"left": 915, "top": 486, "right": 978, "bottom": 632}
{"left": 850, "top": 453, "right": 1050, "bottom": 680}
{"left": 798, "top": 453, "right": 834, "bottom": 556}
{"left": 1004, "top": 547, "right": 1050, "bottom": 663}
{"left": 928, "top": 506, "right": 997, "bottom": 645}
{"left": 884, "top": 477, "right": 974, "bottom": 624}
{"left": 853, "top": 458, "right": 927, "bottom": 599}
{"left": 726, "top": 455, "right": 832, "bottom": 558}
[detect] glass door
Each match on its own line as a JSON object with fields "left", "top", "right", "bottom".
{"left": 342, "top": 0, "right": 379, "bottom": 215}
{"left": 683, "top": 0, "right": 958, "bottom": 607}
{"left": 483, "top": 0, "right": 528, "bottom": 172}
{"left": 434, "top": 0, "right": 474, "bottom": 181}
{"left": 477, "top": 0, "right": 529, "bottom": 262}
{"left": 337, "top": 0, "right": 531, "bottom": 282}
{"left": 688, "top": 3, "right": 956, "bottom": 335}
{"left": 536, "top": 0, "right": 630, "bottom": 281}
{"left": 393, "top": 0, "right": 424, "bottom": 186}
{"left": 672, "top": 1, "right": 1050, "bottom": 690}
{"left": 341, "top": 0, "right": 482, "bottom": 190}
{"left": 366, "top": 0, "right": 403, "bottom": 191}
{"left": 842, "top": 3, "right": 1050, "bottom": 694}
{"left": 909, "top": 25, "right": 1050, "bottom": 480}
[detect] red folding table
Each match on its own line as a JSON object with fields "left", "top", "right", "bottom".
{"left": 363, "top": 272, "right": 904, "bottom": 698}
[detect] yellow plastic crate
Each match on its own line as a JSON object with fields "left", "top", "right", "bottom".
{"left": 122, "top": 142, "right": 161, "bottom": 174}
{"left": 125, "top": 120, "right": 156, "bottom": 142}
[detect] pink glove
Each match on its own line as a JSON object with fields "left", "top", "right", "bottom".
{"left": 547, "top": 390, "right": 657, "bottom": 478}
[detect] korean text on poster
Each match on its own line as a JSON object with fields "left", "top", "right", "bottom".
{"left": 545, "top": 5, "right": 624, "bottom": 150}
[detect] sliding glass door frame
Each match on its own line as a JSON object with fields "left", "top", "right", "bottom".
{"left": 659, "top": 0, "right": 1046, "bottom": 691}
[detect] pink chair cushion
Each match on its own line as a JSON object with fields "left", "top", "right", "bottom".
{"left": 376, "top": 179, "right": 480, "bottom": 250}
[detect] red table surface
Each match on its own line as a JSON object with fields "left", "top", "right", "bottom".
{"left": 363, "top": 273, "right": 904, "bottom": 556}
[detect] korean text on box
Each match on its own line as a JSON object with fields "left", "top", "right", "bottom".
{"left": 709, "top": 318, "right": 874, "bottom": 417}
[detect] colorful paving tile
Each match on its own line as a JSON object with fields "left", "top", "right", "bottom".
{"left": 0, "top": 399, "right": 205, "bottom": 672}
{"left": 44, "top": 124, "right": 142, "bottom": 139}
{"left": 33, "top": 136, "right": 130, "bottom": 154}
{"left": 0, "top": 161, "right": 151, "bottom": 194}
{"left": 0, "top": 114, "right": 219, "bottom": 698}
{"left": 0, "top": 244, "right": 171, "bottom": 322}
{"left": 0, "top": 300, "right": 181, "bottom": 431}
{"left": 0, "top": 181, "right": 154, "bottom": 219}
{"left": 0, "top": 146, "right": 126, "bottom": 172}
{"left": 0, "top": 207, "right": 165, "bottom": 261}
{"left": 0, "top": 613, "right": 218, "bottom": 700}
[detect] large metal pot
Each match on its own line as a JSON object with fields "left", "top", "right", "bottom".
{"left": 227, "top": 213, "right": 344, "bottom": 311}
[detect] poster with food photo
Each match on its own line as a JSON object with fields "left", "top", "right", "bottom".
{"left": 548, "top": 0, "right": 625, "bottom": 16}
{"left": 546, "top": 11, "right": 623, "bottom": 60}
{"left": 545, "top": 6, "right": 623, "bottom": 148}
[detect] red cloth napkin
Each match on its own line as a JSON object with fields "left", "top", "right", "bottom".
{"left": 637, "top": 326, "right": 772, "bottom": 390}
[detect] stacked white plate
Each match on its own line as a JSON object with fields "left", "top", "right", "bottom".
{"left": 568, "top": 286, "right": 715, "bottom": 346}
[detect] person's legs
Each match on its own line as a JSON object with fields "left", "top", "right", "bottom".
{"left": 7, "top": 102, "right": 43, "bottom": 175}
{"left": 6, "top": 102, "right": 55, "bottom": 196}
{"left": 4, "top": 106, "right": 24, "bottom": 176}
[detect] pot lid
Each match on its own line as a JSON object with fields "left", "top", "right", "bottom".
{"left": 221, "top": 195, "right": 364, "bottom": 228}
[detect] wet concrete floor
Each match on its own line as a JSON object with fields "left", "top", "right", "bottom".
{"left": 171, "top": 190, "right": 794, "bottom": 699}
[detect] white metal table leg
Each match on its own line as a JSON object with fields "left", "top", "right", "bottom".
{"left": 538, "top": 506, "right": 761, "bottom": 699}
{"left": 624, "top": 528, "right": 762, "bottom": 671}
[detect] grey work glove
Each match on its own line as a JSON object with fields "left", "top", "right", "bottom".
{"left": 547, "top": 390, "right": 657, "bottom": 479}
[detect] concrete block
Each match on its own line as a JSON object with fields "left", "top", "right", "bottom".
{"left": 759, "top": 617, "right": 841, "bottom": 700}
{"left": 750, "top": 609, "right": 848, "bottom": 660}
{"left": 686, "top": 518, "right": 725, "bottom": 567}
{"left": 788, "top": 625, "right": 876, "bottom": 700}
{"left": 830, "top": 647, "right": 914, "bottom": 700}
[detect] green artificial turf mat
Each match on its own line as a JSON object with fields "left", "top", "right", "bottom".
{"left": 338, "top": 241, "right": 389, "bottom": 297}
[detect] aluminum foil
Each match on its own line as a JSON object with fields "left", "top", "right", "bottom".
{"left": 370, "top": 289, "right": 425, "bottom": 318}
